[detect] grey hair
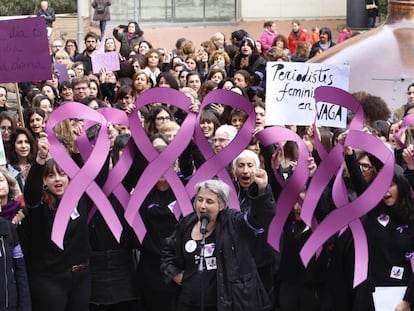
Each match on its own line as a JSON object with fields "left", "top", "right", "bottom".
{"left": 215, "top": 124, "right": 238, "bottom": 141}
{"left": 195, "top": 179, "right": 231, "bottom": 210}
{"left": 232, "top": 149, "right": 260, "bottom": 170}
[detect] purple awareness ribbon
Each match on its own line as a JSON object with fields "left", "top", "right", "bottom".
{"left": 256, "top": 126, "right": 310, "bottom": 250}
{"left": 299, "top": 86, "right": 394, "bottom": 287}
{"left": 392, "top": 113, "right": 414, "bottom": 274}
{"left": 181, "top": 89, "right": 256, "bottom": 211}
{"left": 125, "top": 87, "right": 196, "bottom": 241}
{"left": 45, "top": 102, "right": 123, "bottom": 249}
{"left": 83, "top": 107, "right": 133, "bottom": 220}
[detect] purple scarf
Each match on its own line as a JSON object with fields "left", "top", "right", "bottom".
{"left": 1, "top": 200, "right": 20, "bottom": 221}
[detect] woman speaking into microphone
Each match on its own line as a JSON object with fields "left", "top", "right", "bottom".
{"left": 160, "top": 175, "right": 275, "bottom": 311}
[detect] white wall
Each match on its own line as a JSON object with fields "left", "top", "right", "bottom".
{"left": 241, "top": 0, "right": 346, "bottom": 20}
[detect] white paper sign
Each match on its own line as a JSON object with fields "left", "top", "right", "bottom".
{"left": 265, "top": 62, "right": 350, "bottom": 128}
{"left": 372, "top": 286, "right": 406, "bottom": 311}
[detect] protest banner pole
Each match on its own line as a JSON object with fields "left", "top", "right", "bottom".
{"left": 14, "top": 83, "right": 25, "bottom": 128}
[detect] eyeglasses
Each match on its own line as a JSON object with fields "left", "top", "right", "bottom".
{"left": 408, "top": 92, "right": 414, "bottom": 95}
{"left": 0, "top": 127, "right": 12, "bottom": 133}
{"left": 213, "top": 137, "right": 229, "bottom": 143}
{"left": 156, "top": 116, "right": 171, "bottom": 121}
{"left": 359, "top": 163, "right": 373, "bottom": 171}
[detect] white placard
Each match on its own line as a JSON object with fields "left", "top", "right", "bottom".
{"left": 265, "top": 62, "right": 350, "bottom": 128}
{"left": 372, "top": 286, "right": 407, "bottom": 311}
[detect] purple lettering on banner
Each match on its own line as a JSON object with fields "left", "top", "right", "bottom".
{"left": 125, "top": 88, "right": 196, "bottom": 241}
{"left": 299, "top": 86, "right": 394, "bottom": 287}
{"left": 45, "top": 102, "right": 123, "bottom": 249}
{"left": 256, "top": 127, "right": 310, "bottom": 250}
{"left": 0, "top": 17, "right": 51, "bottom": 83}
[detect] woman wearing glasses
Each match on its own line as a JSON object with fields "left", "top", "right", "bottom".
{"left": 0, "top": 111, "right": 18, "bottom": 160}
{"left": 144, "top": 106, "right": 174, "bottom": 137}
{"left": 327, "top": 134, "right": 414, "bottom": 311}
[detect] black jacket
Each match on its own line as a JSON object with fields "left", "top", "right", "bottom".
{"left": 0, "top": 218, "right": 31, "bottom": 311}
{"left": 23, "top": 161, "right": 91, "bottom": 273}
{"left": 160, "top": 185, "right": 275, "bottom": 311}
{"left": 36, "top": 7, "right": 55, "bottom": 28}
{"left": 228, "top": 53, "right": 266, "bottom": 78}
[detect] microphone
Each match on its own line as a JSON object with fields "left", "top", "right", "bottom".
{"left": 199, "top": 212, "right": 211, "bottom": 235}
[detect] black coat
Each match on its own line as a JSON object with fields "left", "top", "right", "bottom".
{"left": 23, "top": 161, "right": 91, "bottom": 274}
{"left": 36, "top": 7, "right": 55, "bottom": 28}
{"left": 228, "top": 53, "right": 266, "bottom": 78}
{"left": 160, "top": 186, "right": 275, "bottom": 311}
{"left": 0, "top": 218, "right": 31, "bottom": 311}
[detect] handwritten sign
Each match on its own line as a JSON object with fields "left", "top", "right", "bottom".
{"left": 91, "top": 51, "right": 120, "bottom": 74}
{"left": 265, "top": 62, "right": 350, "bottom": 127}
{"left": 0, "top": 17, "right": 52, "bottom": 83}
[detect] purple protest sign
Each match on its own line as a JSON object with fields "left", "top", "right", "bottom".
{"left": 0, "top": 17, "right": 52, "bottom": 83}
{"left": 54, "top": 63, "right": 69, "bottom": 83}
{"left": 91, "top": 51, "right": 120, "bottom": 74}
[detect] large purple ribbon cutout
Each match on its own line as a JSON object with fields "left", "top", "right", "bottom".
{"left": 124, "top": 88, "right": 197, "bottom": 241}
{"left": 45, "top": 102, "right": 123, "bottom": 249}
{"left": 81, "top": 107, "right": 133, "bottom": 219}
{"left": 256, "top": 127, "right": 310, "bottom": 251}
{"left": 184, "top": 89, "right": 256, "bottom": 211}
{"left": 394, "top": 112, "right": 414, "bottom": 273}
{"left": 299, "top": 86, "right": 394, "bottom": 287}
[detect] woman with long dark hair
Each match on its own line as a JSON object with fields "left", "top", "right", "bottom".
{"left": 113, "top": 21, "right": 144, "bottom": 58}
{"left": 23, "top": 134, "right": 93, "bottom": 311}
{"left": 7, "top": 127, "right": 37, "bottom": 192}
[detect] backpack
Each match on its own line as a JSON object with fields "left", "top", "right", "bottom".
{"left": 96, "top": 3, "right": 105, "bottom": 14}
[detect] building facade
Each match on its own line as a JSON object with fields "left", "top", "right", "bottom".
{"left": 84, "top": 0, "right": 346, "bottom": 24}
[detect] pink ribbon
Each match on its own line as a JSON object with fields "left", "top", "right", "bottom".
{"left": 45, "top": 102, "right": 123, "bottom": 249}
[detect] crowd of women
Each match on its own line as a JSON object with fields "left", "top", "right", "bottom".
{"left": 0, "top": 17, "right": 412, "bottom": 311}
